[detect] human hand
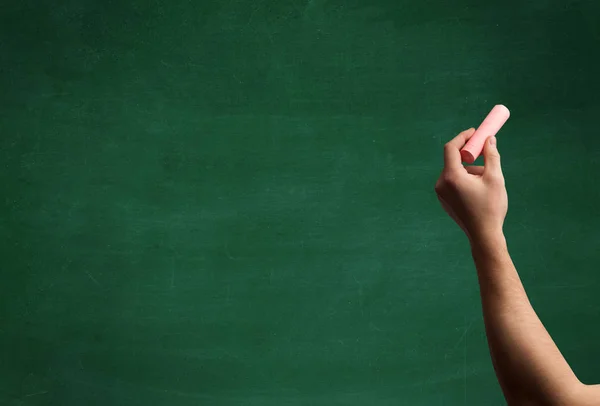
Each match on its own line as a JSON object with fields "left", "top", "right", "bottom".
{"left": 435, "top": 128, "right": 508, "bottom": 243}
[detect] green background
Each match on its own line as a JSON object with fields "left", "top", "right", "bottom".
{"left": 2, "top": 1, "right": 599, "bottom": 405}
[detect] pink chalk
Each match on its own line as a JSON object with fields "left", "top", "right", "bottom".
{"left": 461, "top": 105, "right": 510, "bottom": 164}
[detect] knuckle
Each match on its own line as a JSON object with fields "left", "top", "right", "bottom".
{"left": 437, "top": 170, "right": 464, "bottom": 195}
{"left": 435, "top": 180, "right": 446, "bottom": 195}
{"left": 442, "top": 172, "right": 458, "bottom": 185}
{"left": 435, "top": 181, "right": 446, "bottom": 196}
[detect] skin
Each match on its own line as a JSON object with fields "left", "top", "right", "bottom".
{"left": 435, "top": 129, "right": 600, "bottom": 406}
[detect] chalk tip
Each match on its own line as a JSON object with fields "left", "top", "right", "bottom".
{"left": 461, "top": 150, "right": 475, "bottom": 164}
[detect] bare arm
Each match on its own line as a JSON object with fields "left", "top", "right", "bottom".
{"left": 472, "top": 234, "right": 599, "bottom": 405}
{"left": 435, "top": 130, "right": 600, "bottom": 405}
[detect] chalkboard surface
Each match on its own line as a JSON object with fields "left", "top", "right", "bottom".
{"left": 2, "top": 1, "right": 600, "bottom": 405}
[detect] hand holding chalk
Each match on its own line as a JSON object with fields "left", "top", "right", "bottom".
{"left": 435, "top": 128, "right": 508, "bottom": 242}
{"left": 461, "top": 105, "right": 510, "bottom": 164}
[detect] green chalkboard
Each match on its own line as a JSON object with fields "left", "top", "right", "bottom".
{"left": 2, "top": 1, "right": 600, "bottom": 405}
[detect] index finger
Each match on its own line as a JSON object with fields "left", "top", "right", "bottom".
{"left": 444, "top": 128, "right": 476, "bottom": 170}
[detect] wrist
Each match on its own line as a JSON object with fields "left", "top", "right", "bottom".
{"left": 469, "top": 230, "right": 507, "bottom": 257}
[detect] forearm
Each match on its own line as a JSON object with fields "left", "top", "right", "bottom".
{"left": 471, "top": 232, "right": 583, "bottom": 405}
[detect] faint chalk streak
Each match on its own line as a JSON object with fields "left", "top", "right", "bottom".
{"left": 538, "top": 284, "right": 590, "bottom": 290}
{"left": 464, "top": 316, "right": 468, "bottom": 405}
{"left": 25, "top": 391, "right": 48, "bottom": 397}
{"left": 445, "top": 318, "right": 474, "bottom": 359}
{"left": 85, "top": 271, "right": 100, "bottom": 286}
{"left": 224, "top": 243, "right": 238, "bottom": 261}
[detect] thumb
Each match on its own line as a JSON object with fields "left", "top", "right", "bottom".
{"left": 483, "top": 136, "right": 502, "bottom": 177}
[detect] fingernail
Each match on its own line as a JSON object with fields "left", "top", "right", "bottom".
{"left": 489, "top": 137, "right": 497, "bottom": 146}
